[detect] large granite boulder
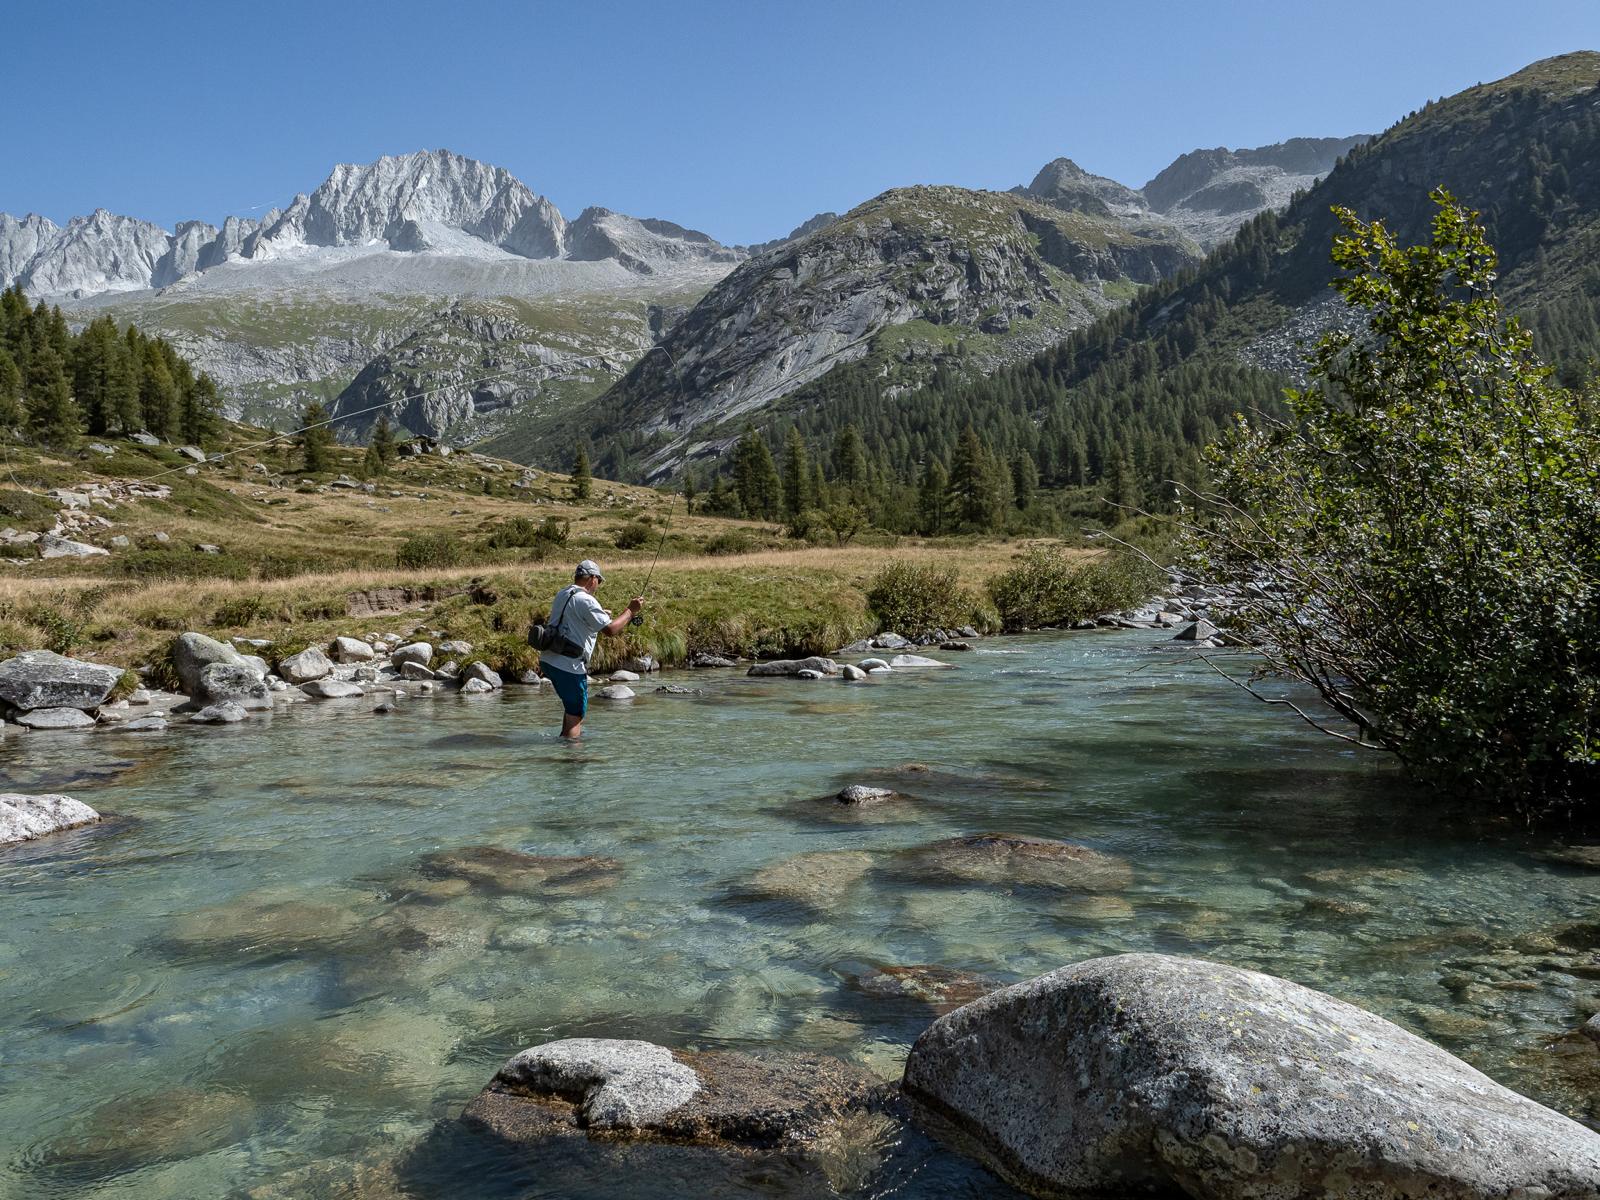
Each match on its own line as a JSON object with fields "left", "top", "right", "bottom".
{"left": 0, "top": 650, "right": 123, "bottom": 711}
{"left": 171, "top": 632, "right": 246, "bottom": 695}
{"left": 197, "top": 662, "right": 271, "bottom": 710}
{"left": 902, "top": 953, "right": 1600, "bottom": 1199}
{"left": 330, "top": 636, "right": 375, "bottom": 663}
{"left": 903, "top": 833, "right": 1132, "bottom": 892}
{"left": 747, "top": 657, "right": 839, "bottom": 677}
{"left": 0, "top": 793, "right": 101, "bottom": 846}
{"left": 391, "top": 642, "right": 433, "bottom": 669}
{"left": 464, "top": 1037, "right": 892, "bottom": 1155}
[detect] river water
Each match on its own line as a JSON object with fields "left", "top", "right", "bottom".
{"left": 1, "top": 630, "right": 1596, "bottom": 1198}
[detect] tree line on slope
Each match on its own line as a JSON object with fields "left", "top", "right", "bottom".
{"left": 0, "top": 284, "right": 222, "bottom": 448}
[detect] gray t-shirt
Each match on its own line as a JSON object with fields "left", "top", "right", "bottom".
{"left": 540, "top": 585, "right": 610, "bottom": 676}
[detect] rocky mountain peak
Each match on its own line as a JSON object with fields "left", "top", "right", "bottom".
{"left": 1018, "top": 158, "right": 1150, "bottom": 220}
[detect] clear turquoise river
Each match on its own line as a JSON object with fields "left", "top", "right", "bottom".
{"left": 2, "top": 630, "right": 1596, "bottom": 1198}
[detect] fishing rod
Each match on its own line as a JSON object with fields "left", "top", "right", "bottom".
{"left": 629, "top": 343, "right": 690, "bottom": 627}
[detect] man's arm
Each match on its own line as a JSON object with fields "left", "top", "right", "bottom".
{"left": 601, "top": 597, "right": 644, "bottom": 637}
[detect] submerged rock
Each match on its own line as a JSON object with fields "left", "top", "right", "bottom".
{"left": 904, "top": 833, "right": 1131, "bottom": 892}
{"left": 746, "top": 850, "right": 874, "bottom": 909}
{"left": 887, "top": 654, "right": 950, "bottom": 668}
{"left": 903, "top": 952, "right": 1600, "bottom": 1200}
{"left": 190, "top": 701, "right": 247, "bottom": 723}
{"left": 0, "top": 792, "right": 101, "bottom": 847}
{"left": 747, "top": 657, "right": 839, "bottom": 677}
{"left": 464, "top": 1037, "right": 893, "bottom": 1156}
{"left": 418, "top": 846, "right": 623, "bottom": 896}
{"left": 0, "top": 650, "right": 123, "bottom": 711}
{"left": 849, "top": 964, "right": 999, "bottom": 1014}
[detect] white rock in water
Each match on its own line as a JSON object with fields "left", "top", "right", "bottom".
{"left": 903, "top": 953, "right": 1600, "bottom": 1198}
{"left": 0, "top": 793, "right": 101, "bottom": 846}
{"left": 400, "top": 661, "right": 436, "bottom": 680}
{"left": 858, "top": 658, "right": 890, "bottom": 671}
{"left": 609, "top": 669, "right": 641, "bottom": 683}
{"left": 796, "top": 668, "right": 823, "bottom": 679}
{"left": 460, "top": 678, "right": 494, "bottom": 694}
{"left": 301, "top": 679, "right": 364, "bottom": 699}
{"left": 596, "top": 684, "right": 635, "bottom": 701}
{"left": 15, "top": 707, "right": 97, "bottom": 730}
{"left": 120, "top": 716, "right": 168, "bottom": 732}
{"left": 840, "top": 664, "right": 867, "bottom": 681}
{"left": 496, "top": 1038, "right": 701, "bottom": 1130}
{"left": 888, "top": 654, "right": 951, "bottom": 668}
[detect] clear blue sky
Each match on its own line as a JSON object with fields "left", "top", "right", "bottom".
{"left": 4, "top": 0, "right": 1595, "bottom": 245}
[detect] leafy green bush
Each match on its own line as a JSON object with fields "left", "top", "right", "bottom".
{"left": 865, "top": 563, "right": 976, "bottom": 634}
{"left": 1199, "top": 192, "right": 1600, "bottom": 818}
{"left": 397, "top": 533, "right": 464, "bottom": 569}
{"left": 482, "top": 516, "right": 570, "bottom": 558}
{"left": 612, "top": 521, "right": 656, "bottom": 550}
{"left": 460, "top": 634, "right": 538, "bottom": 675}
{"left": 988, "top": 547, "right": 1154, "bottom": 631}
{"left": 702, "top": 531, "right": 755, "bottom": 556}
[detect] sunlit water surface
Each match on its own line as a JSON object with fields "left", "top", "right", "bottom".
{"left": 2, "top": 631, "right": 1596, "bottom": 1198}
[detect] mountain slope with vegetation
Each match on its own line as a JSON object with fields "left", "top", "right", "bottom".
{"left": 693, "top": 51, "right": 1600, "bottom": 530}
{"left": 570, "top": 185, "right": 1202, "bottom": 481}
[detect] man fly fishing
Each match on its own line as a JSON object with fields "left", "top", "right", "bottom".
{"left": 537, "top": 560, "right": 643, "bottom": 738}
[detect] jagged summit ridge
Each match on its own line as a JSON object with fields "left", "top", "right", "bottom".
{"left": 1, "top": 149, "right": 739, "bottom": 298}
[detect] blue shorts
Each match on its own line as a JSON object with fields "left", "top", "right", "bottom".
{"left": 543, "top": 663, "right": 588, "bottom": 718}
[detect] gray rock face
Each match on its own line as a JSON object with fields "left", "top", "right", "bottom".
{"left": 15, "top": 707, "right": 98, "bottom": 730}
{"left": 1019, "top": 158, "right": 1152, "bottom": 220}
{"left": 120, "top": 716, "right": 168, "bottom": 732}
{"left": 0, "top": 650, "right": 123, "bottom": 711}
{"left": 400, "top": 662, "right": 436, "bottom": 680}
{"left": 0, "top": 793, "right": 101, "bottom": 846}
{"left": 277, "top": 646, "right": 334, "bottom": 684}
{"left": 172, "top": 632, "right": 247, "bottom": 696}
{"left": 903, "top": 953, "right": 1600, "bottom": 1200}
{"left": 1173, "top": 618, "right": 1218, "bottom": 642}
{"left": 462, "top": 661, "right": 502, "bottom": 689}
{"left": 747, "top": 657, "right": 839, "bottom": 677}
{"left": 197, "top": 663, "right": 271, "bottom": 710}
{"left": 10, "top": 208, "right": 171, "bottom": 297}
{"left": 38, "top": 533, "right": 109, "bottom": 558}
{"left": 465, "top": 1037, "right": 892, "bottom": 1154}
{"left": 391, "top": 642, "right": 433, "bottom": 669}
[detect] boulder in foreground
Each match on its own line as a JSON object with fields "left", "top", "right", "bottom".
{"left": 0, "top": 793, "right": 101, "bottom": 847}
{"left": 903, "top": 952, "right": 1600, "bottom": 1199}
{"left": 464, "top": 1037, "right": 892, "bottom": 1155}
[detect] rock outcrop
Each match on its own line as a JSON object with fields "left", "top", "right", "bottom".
{"left": 903, "top": 953, "right": 1600, "bottom": 1199}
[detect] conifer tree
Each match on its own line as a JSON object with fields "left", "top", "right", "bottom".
{"left": 298, "top": 401, "right": 333, "bottom": 474}
{"left": 0, "top": 347, "right": 23, "bottom": 428}
{"left": 573, "top": 444, "right": 592, "bottom": 499}
{"left": 180, "top": 373, "right": 222, "bottom": 446}
{"left": 918, "top": 458, "right": 949, "bottom": 535}
{"left": 371, "top": 414, "right": 397, "bottom": 465}
{"left": 1012, "top": 451, "right": 1039, "bottom": 510}
{"left": 781, "top": 427, "right": 811, "bottom": 518}
{"left": 25, "top": 344, "right": 80, "bottom": 445}
{"left": 732, "top": 426, "right": 781, "bottom": 519}
{"left": 831, "top": 423, "right": 869, "bottom": 491}
{"left": 138, "top": 342, "right": 177, "bottom": 439}
{"left": 361, "top": 439, "right": 384, "bottom": 479}
{"left": 681, "top": 470, "right": 697, "bottom": 515}
{"left": 946, "top": 425, "right": 998, "bottom": 529}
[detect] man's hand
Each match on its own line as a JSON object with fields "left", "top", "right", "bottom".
{"left": 627, "top": 596, "right": 644, "bottom": 614}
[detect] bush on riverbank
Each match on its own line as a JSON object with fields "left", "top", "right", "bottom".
{"left": 866, "top": 563, "right": 986, "bottom": 634}
{"left": 396, "top": 533, "right": 464, "bottom": 570}
{"left": 988, "top": 546, "right": 1155, "bottom": 631}
{"left": 1199, "top": 194, "right": 1600, "bottom": 819}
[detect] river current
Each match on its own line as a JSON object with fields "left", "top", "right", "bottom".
{"left": 1, "top": 630, "right": 1596, "bottom": 1198}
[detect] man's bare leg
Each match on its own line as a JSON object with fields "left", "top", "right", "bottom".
{"left": 561, "top": 712, "right": 583, "bottom": 738}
